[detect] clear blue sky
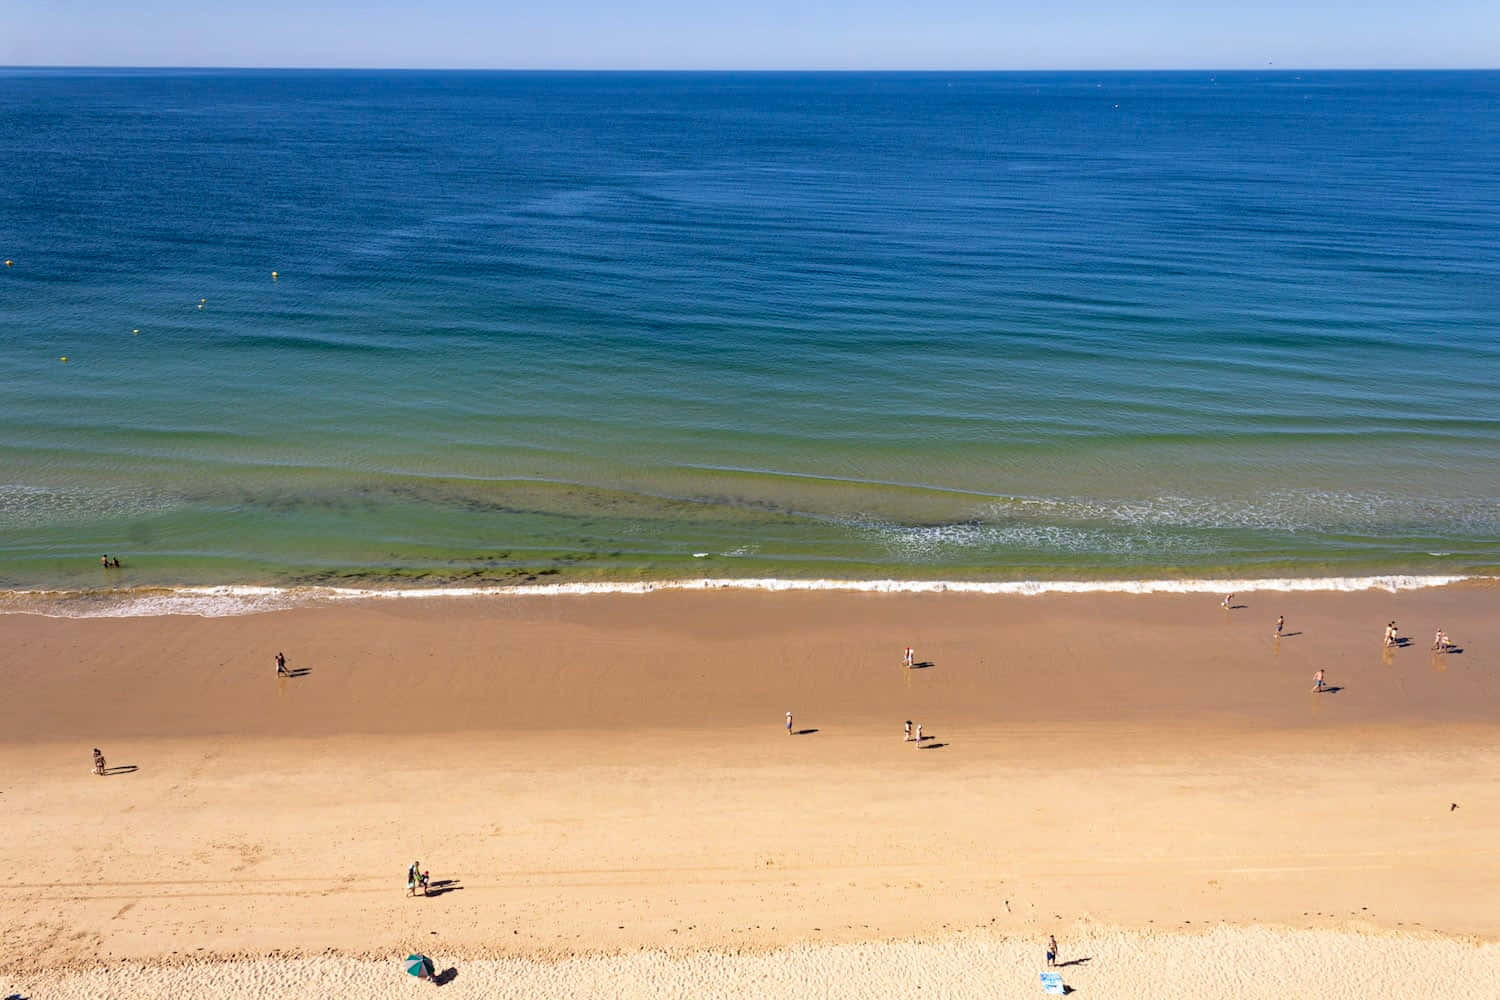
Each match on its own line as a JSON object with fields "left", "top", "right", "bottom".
{"left": 6, "top": 0, "right": 1498, "bottom": 69}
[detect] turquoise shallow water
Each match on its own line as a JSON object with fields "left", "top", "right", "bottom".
{"left": 2, "top": 70, "right": 1499, "bottom": 592}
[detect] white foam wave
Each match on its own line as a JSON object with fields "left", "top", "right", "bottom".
{"left": 872, "top": 521, "right": 1203, "bottom": 559}
{"left": 0, "top": 574, "right": 1484, "bottom": 619}
{"left": 1007, "top": 491, "right": 1500, "bottom": 533}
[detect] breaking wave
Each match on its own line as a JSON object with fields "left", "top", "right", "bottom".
{"left": 0, "top": 574, "right": 1484, "bottom": 619}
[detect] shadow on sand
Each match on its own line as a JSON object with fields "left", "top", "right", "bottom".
{"left": 425, "top": 879, "right": 465, "bottom": 898}
{"left": 102, "top": 765, "right": 139, "bottom": 776}
{"left": 794, "top": 728, "right": 820, "bottom": 736}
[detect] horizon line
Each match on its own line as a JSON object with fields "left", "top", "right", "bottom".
{"left": 4, "top": 64, "right": 1498, "bottom": 74}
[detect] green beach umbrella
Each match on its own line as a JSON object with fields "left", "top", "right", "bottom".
{"left": 404, "top": 953, "right": 435, "bottom": 979}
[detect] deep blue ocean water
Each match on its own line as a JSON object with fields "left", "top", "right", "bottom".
{"left": 2, "top": 70, "right": 1499, "bottom": 594}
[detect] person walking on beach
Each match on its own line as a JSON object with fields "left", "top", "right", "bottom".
{"left": 1046, "top": 934, "right": 1058, "bottom": 968}
{"left": 786, "top": 711, "right": 793, "bottom": 736}
{"left": 92, "top": 747, "right": 106, "bottom": 776}
{"left": 419, "top": 870, "right": 431, "bottom": 896}
{"left": 1312, "top": 669, "right": 1326, "bottom": 693}
{"left": 904, "top": 720, "right": 913, "bottom": 742}
{"left": 275, "top": 651, "right": 288, "bottom": 677}
{"left": 915, "top": 722, "right": 924, "bottom": 744}
{"left": 1274, "top": 615, "right": 1285, "bottom": 638}
{"left": 1384, "top": 622, "right": 1398, "bottom": 648}
{"left": 1221, "top": 593, "right": 1233, "bottom": 610}
{"left": 903, "top": 646, "right": 914, "bottom": 669}
{"left": 407, "top": 860, "right": 420, "bottom": 897}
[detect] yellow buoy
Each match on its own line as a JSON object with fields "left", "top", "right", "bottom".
{"left": 132, "top": 329, "right": 140, "bottom": 335}
{"left": 271, "top": 271, "right": 279, "bottom": 280}
{"left": 60, "top": 356, "right": 68, "bottom": 362}
{"left": 4, "top": 259, "right": 12, "bottom": 267}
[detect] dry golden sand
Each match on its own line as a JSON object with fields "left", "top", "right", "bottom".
{"left": 3, "top": 584, "right": 1498, "bottom": 996}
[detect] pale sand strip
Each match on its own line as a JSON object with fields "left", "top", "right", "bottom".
{"left": 19, "top": 928, "right": 1500, "bottom": 999}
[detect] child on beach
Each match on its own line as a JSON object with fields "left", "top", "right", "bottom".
{"left": 786, "top": 711, "right": 793, "bottom": 735}
{"left": 1384, "top": 622, "right": 1398, "bottom": 647}
{"left": 904, "top": 720, "right": 913, "bottom": 742}
{"left": 1274, "top": 615, "right": 1285, "bottom": 638}
{"left": 1312, "top": 669, "right": 1326, "bottom": 693}
{"left": 1221, "top": 593, "right": 1233, "bottom": 610}
{"left": 419, "top": 870, "right": 431, "bottom": 896}
{"left": 904, "top": 646, "right": 914, "bottom": 668}
{"left": 92, "top": 748, "right": 106, "bottom": 776}
{"left": 1433, "top": 629, "right": 1454, "bottom": 652}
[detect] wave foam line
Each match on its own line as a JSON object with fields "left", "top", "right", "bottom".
{"left": 0, "top": 574, "right": 1486, "bottom": 619}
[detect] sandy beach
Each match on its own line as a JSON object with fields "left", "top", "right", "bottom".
{"left": 4, "top": 583, "right": 1498, "bottom": 996}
